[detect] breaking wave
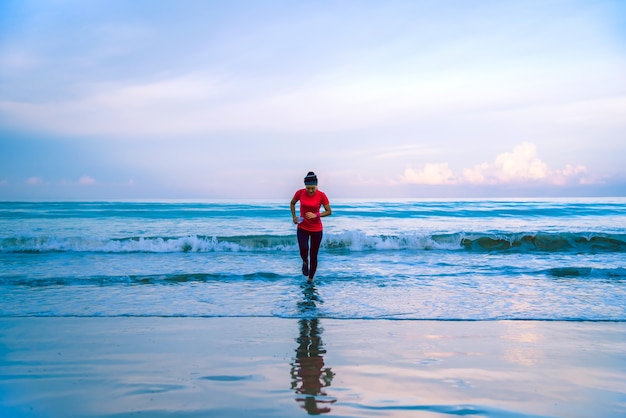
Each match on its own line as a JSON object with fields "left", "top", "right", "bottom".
{"left": 2, "top": 231, "right": 625, "bottom": 254}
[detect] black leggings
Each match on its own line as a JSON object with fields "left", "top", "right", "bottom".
{"left": 297, "top": 228, "right": 323, "bottom": 279}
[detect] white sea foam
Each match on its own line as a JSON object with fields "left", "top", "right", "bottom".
{"left": 2, "top": 230, "right": 626, "bottom": 253}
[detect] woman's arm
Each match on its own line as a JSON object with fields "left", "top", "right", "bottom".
{"left": 305, "top": 203, "right": 331, "bottom": 219}
{"left": 319, "top": 203, "right": 332, "bottom": 218}
{"left": 290, "top": 198, "right": 299, "bottom": 224}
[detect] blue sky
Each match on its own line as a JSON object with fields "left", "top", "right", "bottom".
{"left": 1, "top": 0, "right": 625, "bottom": 200}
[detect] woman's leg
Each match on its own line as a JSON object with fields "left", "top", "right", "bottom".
{"left": 308, "top": 231, "right": 323, "bottom": 280}
{"left": 297, "top": 228, "right": 310, "bottom": 275}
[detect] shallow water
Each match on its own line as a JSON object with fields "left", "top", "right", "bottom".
{"left": 1, "top": 199, "right": 625, "bottom": 320}
{"left": 2, "top": 317, "right": 625, "bottom": 418}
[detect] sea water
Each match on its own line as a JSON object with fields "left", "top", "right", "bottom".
{"left": 1, "top": 198, "right": 625, "bottom": 320}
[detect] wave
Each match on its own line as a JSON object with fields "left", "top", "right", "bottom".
{"left": 545, "top": 267, "right": 626, "bottom": 279}
{"left": 2, "top": 231, "right": 626, "bottom": 254}
{"left": 0, "top": 202, "right": 288, "bottom": 220}
{"left": 0, "top": 272, "right": 286, "bottom": 287}
{"left": 4, "top": 266, "right": 624, "bottom": 288}
{"left": 458, "top": 232, "right": 626, "bottom": 253}
{"left": 0, "top": 234, "right": 298, "bottom": 253}
{"left": 3, "top": 199, "right": 626, "bottom": 220}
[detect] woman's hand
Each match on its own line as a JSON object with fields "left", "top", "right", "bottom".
{"left": 304, "top": 212, "right": 318, "bottom": 219}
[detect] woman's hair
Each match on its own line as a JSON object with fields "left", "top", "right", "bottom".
{"left": 304, "top": 172, "right": 318, "bottom": 185}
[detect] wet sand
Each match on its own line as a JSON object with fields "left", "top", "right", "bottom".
{"left": 1, "top": 317, "right": 625, "bottom": 417}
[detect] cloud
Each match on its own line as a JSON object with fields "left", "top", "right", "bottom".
{"left": 375, "top": 145, "right": 434, "bottom": 160}
{"left": 403, "top": 163, "right": 456, "bottom": 185}
{"left": 79, "top": 175, "right": 96, "bottom": 185}
{"left": 403, "top": 142, "right": 589, "bottom": 186}
{"left": 26, "top": 176, "right": 43, "bottom": 185}
{"left": 463, "top": 142, "right": 551, "bottom": 184}
{"left": 0, "top": 74, "right": 427, "bottom": 136}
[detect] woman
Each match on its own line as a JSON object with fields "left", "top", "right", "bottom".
{"left": 290, "top": 171, "right": 332, "bottom": 282}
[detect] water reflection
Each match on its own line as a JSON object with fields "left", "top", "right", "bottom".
{"left": 290, "top": 284, "right": 336, "bottom": 415}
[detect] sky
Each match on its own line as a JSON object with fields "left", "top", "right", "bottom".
{"left": 1, "top": 0, "right": 625, "bottom": 200}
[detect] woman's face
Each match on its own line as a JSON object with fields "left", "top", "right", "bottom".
{"left": 305, "top": 185, "right": 317, "bottom": 196}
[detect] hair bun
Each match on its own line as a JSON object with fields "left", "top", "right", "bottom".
{"left": 304, "top": 172, "right": 318, "bottom": 186}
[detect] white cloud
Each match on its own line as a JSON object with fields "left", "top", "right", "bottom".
{"left": 550, "top": 164, "right": 589, "bottom": 186}
{"left": 79, "top": 175, "right": 96, "bottom": 185}
{"left": 464, "top": 142, "right": 551, "bottom": 184}
{"left": 26, "top": 177, "right": 43, "bottom": 185}
{"left": 404, "top": 142, "right": 589, "bottom": 186}
{"left": 2, "top": 62, "right": 620, "bottom": 138}
{"left": 375, "top": 144, "right": 434, "bottom": 160}
{"left": 403, "top": 163, "right": 456, "bottom": 185}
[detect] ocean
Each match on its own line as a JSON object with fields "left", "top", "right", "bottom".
{"left": 1, "top": 198, "right": 625, "bottom": 321}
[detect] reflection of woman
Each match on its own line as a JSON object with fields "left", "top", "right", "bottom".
{"left": 290, "top": 172, "right": 332, "bottom": 282}
{"left": 290, "top": 318, "right": 335, "bottom": 415}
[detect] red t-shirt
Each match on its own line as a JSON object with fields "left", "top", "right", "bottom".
{"left": 293, "top": 189, "right": 329, "bottom": 232}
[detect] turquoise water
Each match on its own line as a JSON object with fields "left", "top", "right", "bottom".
{"left": 1, "top": 199, "right": 625, "bottom": 320}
